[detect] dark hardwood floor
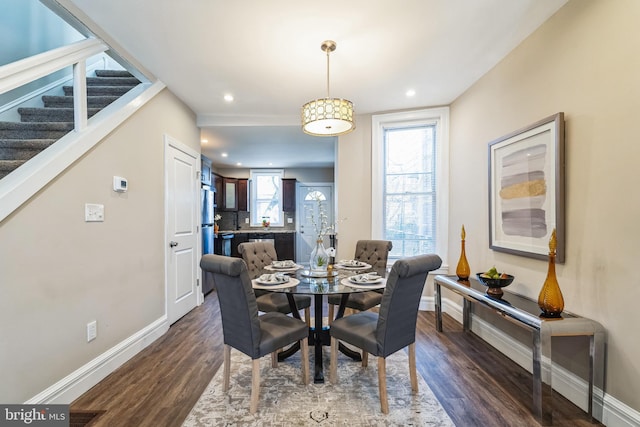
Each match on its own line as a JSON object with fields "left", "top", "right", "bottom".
{"left": 71, "top": 291, "right": 601, "bottom": 426}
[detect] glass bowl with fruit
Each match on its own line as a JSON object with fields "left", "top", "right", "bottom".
{"left": 476, "top": 267, "right": 514, "bottom": 298}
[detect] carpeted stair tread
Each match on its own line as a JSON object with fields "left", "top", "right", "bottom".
{"left": 18, "top": 107, "right": 102, "bottom": 122}
{"left": 0, "top": 122, "right": 74, "bottom": 139}
{"left": 0, "top": 139, "right": 56, "bottom": 160}
{"left": 63, "top": 85, "right": 137, "bottom": 96}
{"left": 0, "top": 160, "right": 27, "bottom": 179}
{"left": 86, "top": 76, "right": 140, "bottom": 86}
{"left": 95, "top": 69, "right": 133, "bottom": 78}
{"left": 42, "top": 95, "right": 119, "bottom": 108}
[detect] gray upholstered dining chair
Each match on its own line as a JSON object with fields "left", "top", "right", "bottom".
{"left": 238, "top": 241, "right": 311, "bottom": 325}
{"left": 200, "top": 254, "right": 310, "bottom": 413}
{"left": 327, "top": 240, "right": 393, "bottom": 323}
{"left": 329, "top": 253, "right": 442, "bottom": 414}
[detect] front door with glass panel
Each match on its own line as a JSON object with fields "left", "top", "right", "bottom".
{"left": 296, "top": 184, "right": 334, "bottom": 266}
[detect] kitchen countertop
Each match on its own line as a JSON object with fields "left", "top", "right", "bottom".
{"left": 218, "top": 229, "right": 296, "bottom": 234}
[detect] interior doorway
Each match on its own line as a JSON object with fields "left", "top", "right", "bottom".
{"left": 164, "top": 134, "right": 201, "bottom": 325}
{"left": 296, "top": 183, "right": 334, "bottom": 266}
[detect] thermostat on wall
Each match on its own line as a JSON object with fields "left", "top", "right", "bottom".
{"left": 113, "top": 176, "right": 128, "bottom": 192}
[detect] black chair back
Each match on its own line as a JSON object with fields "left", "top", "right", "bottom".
{"left": 200, "top": 254, "right": 262, "bottom": 358}
{"left": 376, "top": 254, "right": 442, "bottom": 357}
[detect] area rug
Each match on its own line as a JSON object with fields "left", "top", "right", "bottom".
{"left": 182, "top": 346, "right": 454, "bottom": 426}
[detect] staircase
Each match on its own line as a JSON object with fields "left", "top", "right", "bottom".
{"left": 0, "top": 70, "right": 140, "bottom": 179}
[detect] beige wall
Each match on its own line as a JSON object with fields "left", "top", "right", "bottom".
{"left": 449, "top": 0, "right": 639, "bottom": 410}
{"left": 336, "top": 0, "right": 640, "bottom": 413}
{"left": 335, "top": 117, "right": 373, "bottom": 259}
{"left": 0, "top": 89, "right": 200, "bottom": 402}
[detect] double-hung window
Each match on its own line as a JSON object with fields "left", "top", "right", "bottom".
{"left": 250, "top": 169, "right": 284, "bottom": 227}
{"left": 372, "top": 108, "right": 449, "bottom": 262}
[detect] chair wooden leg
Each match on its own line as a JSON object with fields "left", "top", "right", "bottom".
{"left": 330, "top": 337, "right": 338, "bottom": 383}
{"left": 378, "top": 356, "right": 389, "bottom": 414}
{"left": 223, "top": 344, "right": 231, "bottom": 392}
{"left": 409, "top": 342, "right": 418, "bottom": 393}
{"left": 304, "top": 307, "right": 311, "bottom": 327}
{"left": 250, "top": 358, "right": 260, "bottom": 414}
{"left": 271, "top": 351, "right": 278, "bottom": 368}
{"left": 328, "top": 304, "right": 334, "bottom": 325}
{"left": 362, "top": 350, "right": 368, "bottom": 367}
{"left": 301, "top": 338, "right": 310, "bottom": 385}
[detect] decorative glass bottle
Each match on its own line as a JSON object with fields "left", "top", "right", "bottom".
{"left": 538, "top": 229, "right": 564, "bottom": 318}
{"left": 309, "top": 239, "right": 329, "bottom": 273}
{"left": 456, "top": 225, "right": 470, "bottom": 281}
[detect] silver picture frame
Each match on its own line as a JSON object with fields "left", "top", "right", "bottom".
{"left": 488, "top": 113, "right": 565, "bottom": 262}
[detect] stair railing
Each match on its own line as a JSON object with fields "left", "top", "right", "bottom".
{"left": 0, "top": 38, "right": 108, "bottom": 131}
{"left": 0, "top": 38, "right": 165, "bottom": 223}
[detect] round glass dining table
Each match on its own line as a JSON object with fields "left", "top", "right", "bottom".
{"left": 252, "top": 266, "right": 385, "bottom": 383}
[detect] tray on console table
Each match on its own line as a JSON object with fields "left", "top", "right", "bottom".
{"left": 433, "top": 274, "right": 605, "bottom": 426}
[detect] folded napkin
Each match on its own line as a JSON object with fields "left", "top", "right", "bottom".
{"left": 340, "top": 259, "right": 365, "bottom": 267}
{"left": 258, "top": 273, "right": 289, "bottom": 283}
{"left": 351, "top": 273, "right": 381, "bottom": 283}
{"left": 272, "top": 260, "right": 296, "bottom": 268}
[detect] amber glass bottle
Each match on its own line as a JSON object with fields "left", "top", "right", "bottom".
{"left": 456, "top": 225, "right": 470, "bottom": 281}
{"left": 538, "top": 229, "right": 564, "bottom": 317}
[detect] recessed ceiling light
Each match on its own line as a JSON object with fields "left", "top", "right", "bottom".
{"left": 406, "top": 89, "right": 416, "bottom": 97}
{"left": 224, "top": 94, "right": 234, "bottom": 102}
{"left": 269, "top": 162, "right": 273, "bottom": 166}
{"left": 201, "top": 139, "right": 208, "bottom": 143}
{"left": 221, "top": 153, "right": 228, "bottom": 157}
{"left": 236, "top": 162, "right": 242, "bottom": 166}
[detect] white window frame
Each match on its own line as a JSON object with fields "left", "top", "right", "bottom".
{"left": 249, "top": 169, "right": 284, "bottom": 227}
{"left": 371, "top": 107, "right": 449, "bottom": 266}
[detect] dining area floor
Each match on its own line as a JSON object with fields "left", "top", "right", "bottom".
{"left": 70, "top": 290, "right": 602, "bottom": 427}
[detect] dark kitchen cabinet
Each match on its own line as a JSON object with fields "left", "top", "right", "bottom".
{"left": 213, "top": 173, "right": 223, "bottom": 207}
{"left": 275, "top": 232, "right": 296, "bottom": 261}
{"left": 282, "top": 178, "right": 296, "bottom": 212}
{"left": 222, "top": 178, "right": 238, "bottom": 211}
{"left": 231, "top": 233, "right": 248, "bottom": 258}
{"left": 237, "top": 179, "right": 248, "bottom": 211}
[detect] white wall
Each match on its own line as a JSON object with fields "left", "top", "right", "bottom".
{"left": 0, "top": 88, "right": 200, "bottom": 402}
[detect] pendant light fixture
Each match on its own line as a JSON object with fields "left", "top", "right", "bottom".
{"left": 302, "top": 40, "right": 355, "bottom": 136}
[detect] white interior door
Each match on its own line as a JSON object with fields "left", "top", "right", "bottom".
{"left": 165, "top": 135, "right": 201, "bottom": 324}
{"left": 296, "top": 184, "right": 334, "bottom": 265}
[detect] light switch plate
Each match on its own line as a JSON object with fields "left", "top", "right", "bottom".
{"left": 85, "top": 203, "right": 104, "bottom": 222}
{"left": 287, "top": 218, "right": 293, "bottom": 223}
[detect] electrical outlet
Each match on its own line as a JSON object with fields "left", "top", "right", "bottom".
{"left": 87, "top": 320, "right": 97, "bottom": 342}
{"left": 287, "top": 217, "right": 293, "bottom": 224}
{"left": 85, "top": 204, "right": 104, "bottom": 222}
{"left": 245, "top": 218, "right": 249, "bottom": 224}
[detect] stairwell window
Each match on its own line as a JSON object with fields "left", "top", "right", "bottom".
{"left": 250, "top": 169, "right": 284, "bottom": 227}
{"left": 371, "top": 108, "right": 449, "bottom": 262}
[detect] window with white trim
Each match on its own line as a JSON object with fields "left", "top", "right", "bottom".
{"left": 250, "top": 169, "right": 284, "bottom": 227}
{"left": 371, "top": 108, "right": 449, "bottom": 261}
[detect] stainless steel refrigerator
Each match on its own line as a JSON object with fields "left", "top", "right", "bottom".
{"left": 201, "top": 184, "right": 216, "bottom": 294}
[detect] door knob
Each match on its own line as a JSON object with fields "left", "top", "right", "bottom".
{"left": 169, "top": 241, "right": 179, "bottom": 247}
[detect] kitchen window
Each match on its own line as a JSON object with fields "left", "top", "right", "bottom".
{"left": 250, "top": 169, "right": 284, "bottom": 227}
{"left": 371, "top": 108, "right": 449, "bottom": 262}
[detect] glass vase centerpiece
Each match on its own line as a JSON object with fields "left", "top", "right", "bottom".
{"left": 308, "top": 196, "right": 336, "bottom": 273}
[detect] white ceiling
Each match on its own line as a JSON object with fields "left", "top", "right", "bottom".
{"left": 65, "top": 0, "right": 567, "bottom": 168}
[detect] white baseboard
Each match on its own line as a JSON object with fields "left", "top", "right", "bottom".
{"left": 26, "top": 316, "right": 169, "bottom": 404}
{"left": 419, "top": 295, "right": 640, "bottom": 427}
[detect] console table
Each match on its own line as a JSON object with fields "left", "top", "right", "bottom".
{"left": 433, "top": 275, "right": 605, "bottom": 425}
